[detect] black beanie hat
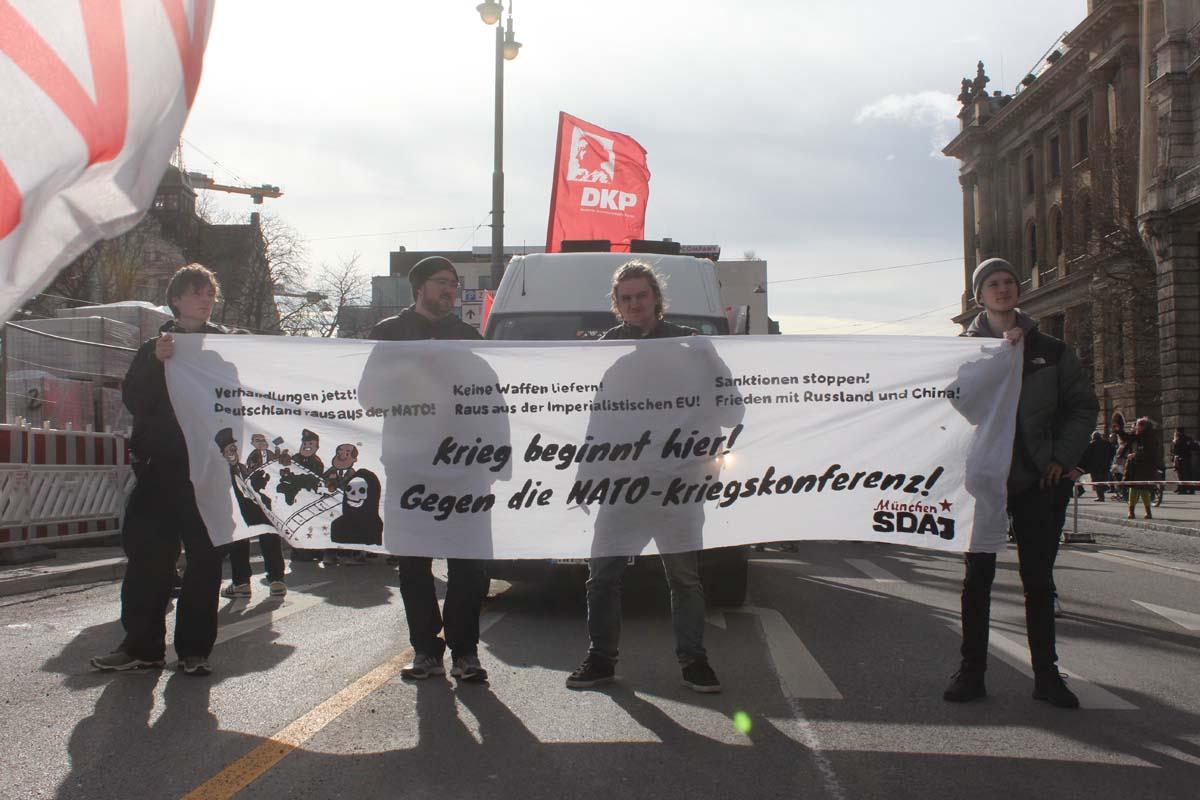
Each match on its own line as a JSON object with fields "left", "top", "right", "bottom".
{"left": 408, "top": 256, "right": 458, "bottom": 297}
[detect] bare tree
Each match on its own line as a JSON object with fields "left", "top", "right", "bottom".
{"left": 31, "top": 214, "right": 179, "bottom": 314}
{"left": 200, "top": 210, "right": 308, "bottom": 334}
{"left": 278, "top": 254, "right": 370, "bottom": 337}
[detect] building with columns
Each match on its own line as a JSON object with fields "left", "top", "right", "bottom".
{"left": 1136, "top": 0, "right": 1200, "bottom": 444}
{"left": 944, "top": 0, "right": 1200, "bottom": 439}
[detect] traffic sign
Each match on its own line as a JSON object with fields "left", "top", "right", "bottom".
{"left": 461, "top": 302, "right": 483, "bottom": 325}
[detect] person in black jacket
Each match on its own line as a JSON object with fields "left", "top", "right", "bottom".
{"left": 943, "top": 258, "right": 1097, "bottom": 709}
{"left": 92, "top": 264, "right": 240, "bottom": 676}
{"left": 1172, "top": 429, "right": 1196, "bottom": 494}
{"left": 1081, "top": 431, "right": 1115, "bottom": 501}
{"left": 565, "top": 261, "right": 736, "bottom": 694}
{"left": 365, "top": 256, "right": 492, "bottom": 683}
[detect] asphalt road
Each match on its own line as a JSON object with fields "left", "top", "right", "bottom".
{"left": 2, "top": 523, "right": 1199, "bottom": 799}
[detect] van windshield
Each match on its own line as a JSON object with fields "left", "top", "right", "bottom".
{"left": 486, "top": 313, "right": 728, "bottom": 340}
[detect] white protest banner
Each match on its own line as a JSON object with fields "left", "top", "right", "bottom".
{"left": 0, "top": 0, "right": 213, "bottom": 322}
{"left": 165, "top": 334, "right": 1021, "bottom": 558}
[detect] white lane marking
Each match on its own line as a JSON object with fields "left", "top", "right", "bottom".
{"left": 705, "top": 609, "right": 727, "bottom": 629}
{"left": 845, "top": 559, "right": 901, "bottom": 583}
{"left": 980, "top": 628, "right": 1138, "bottom": 710}
{"left": 769, "top": 720, "right": 1154, "bottom": 765}
{"left": 1133, "top": 600, "right": 1200, "bottom": 632}
{"left": 167, "top": 582, "right": 332, "bottom": 662}
{"left": 744, "top": 606, "right": 842, "bottom": 700}
{"left": 766, "top": 711, "right": 848, "bottom": 800}
{"left": 1080, "top": 550, "right": 1200, "bottom": 583}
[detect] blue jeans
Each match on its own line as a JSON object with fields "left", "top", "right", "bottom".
{"left": 586, "top": 551, "right": 707, "bottom": 664}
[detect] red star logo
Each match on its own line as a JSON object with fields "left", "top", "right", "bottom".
{"left": 940, "top": 499, "right": 953, "bottom": 512}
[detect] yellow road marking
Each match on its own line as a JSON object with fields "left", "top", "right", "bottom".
{"left": 182, "top": 647, "right": 414, "bottom": 800}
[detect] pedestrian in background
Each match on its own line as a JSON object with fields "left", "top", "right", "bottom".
{"left": 1125, "top": 417, "right": 1161, "bottom": 520}
{"left": 216, "top": 428, "right": 287, "bottom": 598}
{"left": 1172, "top": 428, "right": 1196, "bottom": 494}
{"left": 92, "top": 264, "right": 240, "bottom": 676}
{"left": 944, "top": 258, "right": 1097, "bottom": 709}
{"left": 1081, "top": 431, "right": 1115, "bottom": 501}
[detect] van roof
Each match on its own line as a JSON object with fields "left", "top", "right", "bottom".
{"left": 494, "top": 252, "right": 723, "bottom": 316}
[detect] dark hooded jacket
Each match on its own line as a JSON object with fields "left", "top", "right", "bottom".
{"left": 963, "top": 310, "right": 1098, "bottom": 493}
{"left": 1125, "top": 427, "right": 1163, "bottom": 482}
{"left": 123, "top": 319, "right": 242, "bottom": 480}
{"left": 368, "top": 305, "right": 482, "bottom": 342}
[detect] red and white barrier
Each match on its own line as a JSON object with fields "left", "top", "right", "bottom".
{"left": 1081, "top": 480, "right": 1200, "bottom": 489}
{"left": 0, "top": 420, "right": 133, "bottom": 548}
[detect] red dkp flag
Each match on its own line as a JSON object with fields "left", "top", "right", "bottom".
{"left": 545, "top": 112, "right": 650, "bottom": 252}
{"left": 0, "top": 0, "right": 214, "bottom": 322}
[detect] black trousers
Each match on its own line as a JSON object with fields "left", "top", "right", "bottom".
{"left": 959, "top": 483, "right": 1060, "bottom": 673}
{"left": 396, "top": 557, "right": 487, "bottom": 659}
{"left": 227, "top": 534, "right": 285, "bottom": 584}
{"left": 119, "top": 472, "right": 223, "bottom": 660}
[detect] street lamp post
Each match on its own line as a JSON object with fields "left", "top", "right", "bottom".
{"left": 477, "top": 1, "right": 521, "bottom": 290}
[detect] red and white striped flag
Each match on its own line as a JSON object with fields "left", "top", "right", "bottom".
{"left": 0, "top": 0, "right": 214, "bottom": 322}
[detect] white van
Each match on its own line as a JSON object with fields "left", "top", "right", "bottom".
{"left": 483, "top": 251, "right": 747, "bottom": 605}
{"left": 484, "top": 252, "right": 730, "bottom": 340}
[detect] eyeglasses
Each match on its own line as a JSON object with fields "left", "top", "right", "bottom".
{"left": 427, "top": 277, "right": 460, "bottom": 290}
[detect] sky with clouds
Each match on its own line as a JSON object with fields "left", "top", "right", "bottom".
{"left": 183, "top": 0, "right": 1088, "bottom": 335}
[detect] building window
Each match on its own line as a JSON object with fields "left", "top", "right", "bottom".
{"left": 1076, "top": 114, "right": 1090, "bottom": 162}
{"left": 1026, "top": 220, "right": 1038, "bottom": 278}
{"left": 1049, "top": 135, "right": 1061, "bottom": 180}
{"left": 1051, "top": 206, "right": 1064, "bottom": 257}
{"left": 1044, "top": 313, "right": 1065, "bottom": 340}
{"left": 477, "top": 275, "right": 493, "bottom": 291}
{"left": 1078, "top": 193, "right": 1093, "bottom": 242}
{"left": 1103, "top": 302, "right": 1125, "bottom": 382}
{"left": 1024, "top": 154, "right": 1035, "bottom": 197}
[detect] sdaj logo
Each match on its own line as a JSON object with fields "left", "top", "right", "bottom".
{"left": 871, "top": 498, "right": 956, "bottom": 540}
{"left": 566, "top": 127, "right": 615, "bottom": 183}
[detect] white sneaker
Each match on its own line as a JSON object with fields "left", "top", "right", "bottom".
{"left": 269, "top": 580, "right": 287, "bottom": 597}
{"left": 221, "top": 583, "right": 251, "bottom": 598}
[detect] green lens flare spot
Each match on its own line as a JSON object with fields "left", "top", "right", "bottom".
{"left": 733, "top": 710, "right": 752, "bottom": 735}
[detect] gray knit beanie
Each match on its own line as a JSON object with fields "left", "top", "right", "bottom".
{"left": 971, "top": 257, "right": 1020, "bottom": 301}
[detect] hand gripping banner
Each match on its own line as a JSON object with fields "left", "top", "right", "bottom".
{"left": 0, "top": 0, "right": 213, "bottom": 322}
{"left": 545, "top": 112, "right": 650, "bottom": 253}
{"left": 165, "top": 334, "right": 1022, "bottom": 558}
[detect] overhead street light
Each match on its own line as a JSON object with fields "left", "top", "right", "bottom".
{"left": 476, "top": 1, "right": 521, "bottom": 291}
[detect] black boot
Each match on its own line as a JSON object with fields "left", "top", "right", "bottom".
{"left": 943, "top": 668, "right": 986, "bottom": 702}
{"left": 1033, "top": 670, "right": 1079, "bottom": 709}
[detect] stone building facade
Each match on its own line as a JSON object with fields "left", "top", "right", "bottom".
{"left": 151, "top": 167, "right": 279, "bottom": 333}
{"left": 944, "top": 0, "right": 1183, "bottom": 433}
{"left": 1136, "top": 0, "right": 1200, "bottom": 442}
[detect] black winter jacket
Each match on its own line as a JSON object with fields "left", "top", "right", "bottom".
{"left": 123, "top": 319, "right": 241, "bottom": 480}
{"left": 599, "top": 319, "right": 697, "bottom": 340}
{"left": 368, "top": 305, "right": 482, "bottom": 342}
{"left": 963, "top": 310, "right": 1098, "bottom": 492}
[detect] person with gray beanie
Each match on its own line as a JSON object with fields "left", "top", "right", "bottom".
{"left": 943, "top": 257, "right": 1098, "bottom": 709}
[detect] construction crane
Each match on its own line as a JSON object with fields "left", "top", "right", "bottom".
{"left": 185, "top": 171, "right": 283, "bottom": 204}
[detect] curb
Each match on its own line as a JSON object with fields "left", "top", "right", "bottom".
{"left": 1074, "top": 510, "right": 1200, "bottom": 538}
{"left": 0, "top": 557, "right": 126, "bottom": 598}
{"left": 0, "top": 540, "right": 274, "bottom": 599}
